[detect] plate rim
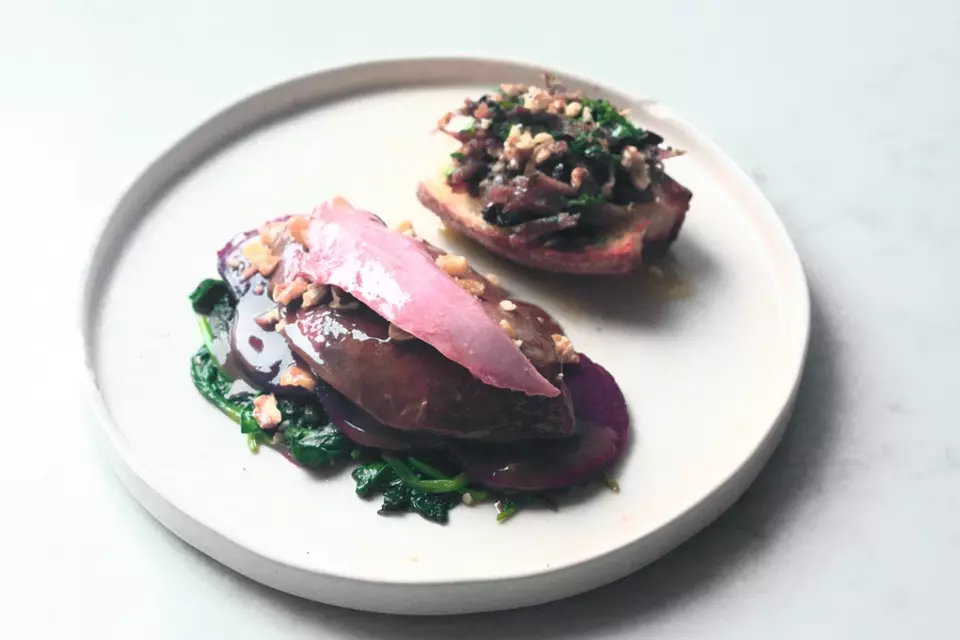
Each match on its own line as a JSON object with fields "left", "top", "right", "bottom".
{"left": 78, "top": 55, "right": 810, "bottom": 613}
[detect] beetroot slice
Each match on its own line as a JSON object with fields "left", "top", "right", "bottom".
{"left": 449, "top": 355, "right": 629, "bottom": 491}
{"left": 216, "top": 228, "right": 302, "bottom": 392}
{"left": 280, "top": 202, "right": 560, "bottom": 397}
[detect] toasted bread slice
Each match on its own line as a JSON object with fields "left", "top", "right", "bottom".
{"left": 416, "top": 170, "right": 692, "bottom": 275}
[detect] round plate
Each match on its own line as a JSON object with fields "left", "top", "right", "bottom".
{"left": 80, "top": 58, "right": 809, "bottom": 615}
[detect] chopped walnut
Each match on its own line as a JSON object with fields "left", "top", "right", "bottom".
{"left": 301, "top": 283, "right": 329, "bottom": 309}
{"left": 273, "top": 277, "right": 310, "bottom": 305}
{"left": 287, "top": 216, "right": 310, "bottom": 248}
{"left": 551, "top": 334, "right": 580, "bottom": 364}
{"left": 457, "top": 278, "right": 485, "bottom": 296}
{"left": 329, "top": 286, "right": 360, "bottom": 311}
{"left": 499, "top": 319, "right": 516, "bottom": 338}
{"left": 241, "top": 240, "right": 280, "bottom": 277}
{"left": 499, "top": 300, "right": 517, "bottom": 312}
{"left": 435, "top": 254, "right": 470, "bottom": 277}
{"left": 570, "top": 166, "right": 589, "bottom": 191}
{"left": 388, "top": 324, "right": 415, "bottom": 341}
{"left": 533, "top": 132, "right": 555, "bottom": 145}
{"left": 395, "top": 220, "right": 415, "bottom": 236}
{"left": 485, "top": 273, "right": 503, "bottom": 286}
{"left": 514, "top": 131, "right": 536, "bottom": 151}
{"left": 254, "top": 307, "right": 281, "bottom": 330}
{"left": 280, "top": 365, "right": 316, "bottom": 392}
{"left": 253, "top": 394, "right": 282, "bottom": 430}
{"left": 564, "top": 101, "right": 583, "bottom": 118}
{"left": 631, "top": 162, "right": 651, "bottom": 191}
{"left": 258, "top": 221, "right": 286, "bottom": 248}
{"left": 513, "top": 339, "right": 523, "bottom": 348}
{"left": 621, "top": 146, "right": 651, "bottom": 190}
{"left": 522, "top": 87, "right": 552, "bottom": 113}
{"left": 581, "top": 106, "right": 593, "bottom": 123}
{"left": 533, "top": 144, "right": 553, "bottom": 165}
{"left": 500, "top": 83, "right": 527, "bottom": 96}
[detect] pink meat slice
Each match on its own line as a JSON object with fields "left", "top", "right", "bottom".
{"left": 282, "top": 201, "right": 560, "bottom": 397}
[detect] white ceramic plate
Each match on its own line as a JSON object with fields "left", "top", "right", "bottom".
{"left": 80, "top": 58, "right": 809, "bottom": 615}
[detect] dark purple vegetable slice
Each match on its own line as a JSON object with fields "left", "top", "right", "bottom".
{"left": 448, "top": 355, "right": 628, "bottom": 491}
{"left": 216, "top": 229, "right": 301, "bottom": 392}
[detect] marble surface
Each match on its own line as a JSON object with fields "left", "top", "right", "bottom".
{"left": 2, "top": 0, "right": 958, "bottom": 637}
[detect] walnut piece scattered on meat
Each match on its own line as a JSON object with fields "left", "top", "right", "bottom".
{"left": 551, "top": 334, "right": 580, "bottom": 364}
{"left": 273, "top": 277, "right": 310, "bottom": 305}
{"left": 500, "top": 83, "right": 527, "bottom": 97}
{"left": 254, "top": 307, "right": 281, "bottom": 330}
{"left": 241, "top": 240, "right": 280, "bottom": 277}
{"left": 570, "top": 166, "right": 589, "bottom": 191}
{"left": 395, "top": 220, "right": 415, "bottom": 237}
{"left": 280, "top": 365, "right": 317, "bottom": 392}
{"left": 259, "top": 221, "right": 286, "bottom": 248}
{"left": 564, "top": 101, "right": 583, "bottom": 118}
{"left": 435, "top": 254, "right": 470, "bottom": 277}
{"left": 456, "top": 278, "right": 485, "bottom": 296}
{"left": 287, "top": 216, "right": 310, "bottom": 248}
{"left": 522, "top": 87, "right": 552, "bottom": 113}
{"left": 253, "top": 394, "right": 282, "bottom": 430}
{"left": 533, "top": 144, "right": 553, "bottom": 165}
{"left": 621, "top": 145, "right": 651, "bottom": 190}
{"left": 499, "top": 300, "right": 517, "bottom": 312}
{"left": 514, "top": 131, "right": 536, "bottom": 151}
{"left": 485, "top": 273, "right": 503, "bottom": 286}
{"left": 499, "top": 319, "right": 516, "bottom": 338}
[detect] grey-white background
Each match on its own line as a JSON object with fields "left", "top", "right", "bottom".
{"left": 2, "top": 1, "right": 957, "bottom": 637}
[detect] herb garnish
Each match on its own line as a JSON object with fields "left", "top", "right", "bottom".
{"left": 565, "top": 193, "right": 606, "bottom": 208}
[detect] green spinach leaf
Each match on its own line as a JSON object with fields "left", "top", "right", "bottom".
{"left": 189, "top": 278, "right": 230, "bottom": 314}
{"left": 377, "top": 477, "right": 457, "bottom": 524}
{"left": 352, "top": 461, "right": 391, "bottom": 497}
{"left": 285, "top": 424, "right": 351, "bottom": 468}
{"left": 190, "top": 347, "right": 250, "bottom": 423}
